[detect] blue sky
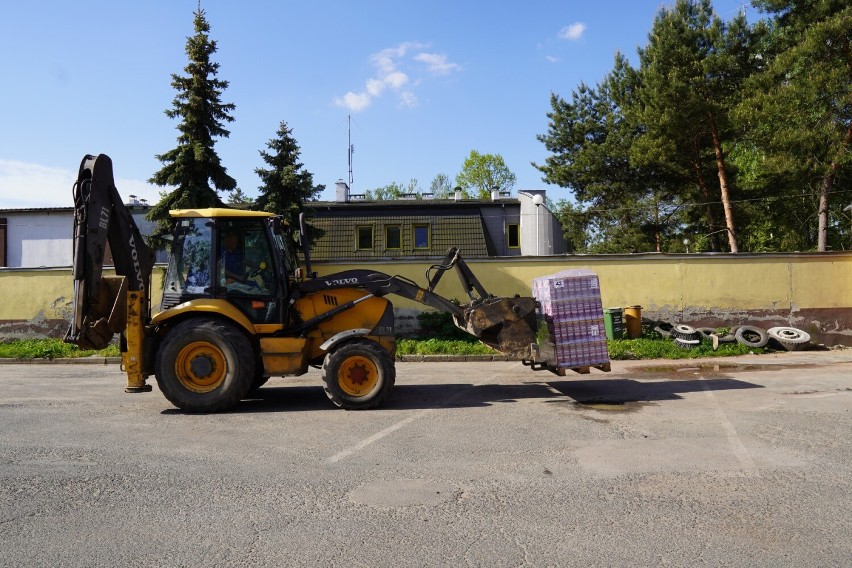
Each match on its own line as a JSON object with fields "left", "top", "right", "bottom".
{"left": 0, "top": 0, "right": 751, "bottom": 209}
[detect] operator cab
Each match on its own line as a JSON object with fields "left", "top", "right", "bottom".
{"left": 161, "top": 208, "right": 300, "bottom": 324}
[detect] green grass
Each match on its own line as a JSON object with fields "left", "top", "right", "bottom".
{"left": 607, "top": 337, "right": 764, "bottom": 360}
{"left": 397, "top": 337, "right": 497, "bottom": 356}
{"left": 0, "top": 334, "right": 765, "bottom": 361}
{"left": 0, "top": 339, "right": 120, "bottom": 360}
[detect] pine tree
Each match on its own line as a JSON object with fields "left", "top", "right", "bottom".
{"left": 147, "top": 6, "right": 237, "bottom": 229}
{"left": 254, "top": 121, "right": 324, "bottom": 229}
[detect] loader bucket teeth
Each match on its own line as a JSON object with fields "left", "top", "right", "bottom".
{"left": 458, "top": 297, "right": 538, "bottom": 358}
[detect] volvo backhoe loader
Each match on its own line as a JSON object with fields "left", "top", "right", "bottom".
{"left": 63, "top": 154, "right": 539, "bottom": 412}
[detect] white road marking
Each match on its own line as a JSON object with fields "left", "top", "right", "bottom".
{"left": 700, "top": 379, "right": 760, "bottom": 477}
{"left": 328, "top": 362, "right": 525, "bottom": 463}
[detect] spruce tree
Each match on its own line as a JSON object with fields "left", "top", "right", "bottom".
{"left": 254, "top": 121, "right": 324, "bottom": 229}
{"left": 147, "top": 6, "right": 237, "bottom": 229}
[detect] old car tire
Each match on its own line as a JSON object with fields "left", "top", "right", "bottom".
{"left": 734, "top": 325, "right": 769, "bottom": 348}
{"left": 767, "top": 327, "right": 811, "bottom": 351}
{"left": 654, "top": 321, "right": 674, "bottom": 338}
{"left": 155, "top": 318, "right": 255, "bottom": 412}
{"left": 671, "top": 324, "right": 702, "bottom": 341}
{"left": 322, "top": 340, "right": 395, "bottom": 410}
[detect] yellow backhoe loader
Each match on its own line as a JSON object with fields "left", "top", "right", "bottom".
{"left": 64, "top": 154, "right": 539, "bottom": 412}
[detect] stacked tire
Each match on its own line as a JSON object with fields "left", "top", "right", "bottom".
{"left": 670, "top": 324, "right": 702, "bottom": 349}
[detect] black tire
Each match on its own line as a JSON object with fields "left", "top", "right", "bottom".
{"left": 717, "top": 327, "right": 738, "bottom": 343}
{"left": 696, "top": 327, "right": 717, "bottom": 338}
{"left": 654, "top": 321, "right": 674, "bottom": 338}
{"left": 673, "top": 337, "right": 701, "bottom": 349}
{"left": 734, "top": 325, "right": 769, "bottom": 348}
{"left": 671, "top": 324, "right": 702, "bottom": 341}
{"left": 767, "top": 327, "right": 811, "bottom": 351}
{"left": 322, "top": 340, "right": 395, "bottom": 410}
{"left": 155, "top": 319, "right": 255, "bottom": 412}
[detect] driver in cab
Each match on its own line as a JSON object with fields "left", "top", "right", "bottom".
{"left": 220, "top": 230, "right": 267, "bottom": 292}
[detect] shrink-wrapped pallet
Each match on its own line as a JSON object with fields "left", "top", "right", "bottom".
{"left": 532, "top": 269, "right": 609, "bottom": 369}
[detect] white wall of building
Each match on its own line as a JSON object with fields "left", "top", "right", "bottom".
{"left": 2, "top": 207, "right": 160, "bottom": 268}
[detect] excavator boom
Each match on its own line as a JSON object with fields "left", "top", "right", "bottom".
{"left": 64, "top": 154, "right": 155, "bottom": 351}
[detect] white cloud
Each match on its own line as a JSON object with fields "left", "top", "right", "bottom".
{"left": 546, "top": 55, "right": 559, "bottom": 64}
{"left": 414, "top": 52, "right": 463, "bottom": 75}
{"left": 335, "top": 42, "right": 460, "bottom": 113}
{"left": 558, "top": 22, "right": 587, "bottom": 41}
{"left": 398, "top": 91, "right": 419, "bottom": 108}
{"left": 0, "top": 159, "right": 161, "bottom": 209}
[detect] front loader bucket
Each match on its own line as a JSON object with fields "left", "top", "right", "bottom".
{"left": 64, "top": 275, "right": 127, "bottom": 351}
{"left": 457, "top": 296, "right": 538, "bottom": 358}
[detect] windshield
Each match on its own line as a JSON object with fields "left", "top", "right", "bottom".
{"left": 163, "top": 218, "right": 213, "bottom": 295}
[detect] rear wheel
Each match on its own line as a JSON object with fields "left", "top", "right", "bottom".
{"left": 322, "top": 340, "right": 395, "bottom": 409}
{"left": 155, "top": 319, "right": 255, "bottom": 412}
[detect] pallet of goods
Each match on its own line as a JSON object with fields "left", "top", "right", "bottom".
{"left": 532, "top": 269, "right": 611, "bottom": 375}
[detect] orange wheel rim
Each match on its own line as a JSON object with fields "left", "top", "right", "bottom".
{"left": 337, "top": 355, "right": 379, "bottom": 397}
{"left": 175, "top": 341, "right": 227, "bottom": 393}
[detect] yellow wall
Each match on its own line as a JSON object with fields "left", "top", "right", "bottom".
{"left": 1, "top": 253, "right": 850, "bottom": 338}
{"left": 313, "top": 252, "right": 852, "bottom": 312}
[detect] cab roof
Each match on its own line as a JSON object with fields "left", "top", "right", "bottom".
{"left": 169, "top": 208, "right": 276, "bottom": 219}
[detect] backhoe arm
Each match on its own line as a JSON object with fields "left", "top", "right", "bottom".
{"left": 64, "top": 154, "right": 155, "bottom": 354}
{"left": 297, "top": 249, "right": 538, "bottom": 358}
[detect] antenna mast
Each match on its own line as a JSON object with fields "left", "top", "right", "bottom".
{"left": 348, "top": 115, "right": 354, "bottom": 187}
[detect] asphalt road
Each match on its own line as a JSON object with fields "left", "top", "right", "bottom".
{"left": 1, "top": 352, "right": 850, "bottom": 567}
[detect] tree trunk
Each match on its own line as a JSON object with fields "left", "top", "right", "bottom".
{"left": 817, "top": 118, "right": 852, "bottom": 251}
{"left": 708, "top": 113, "right": 738, "bottom": 253}
{"left": 692, "top": 155, "right": 720, "bottom": 252}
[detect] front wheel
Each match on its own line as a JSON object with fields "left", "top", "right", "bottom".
{"left": 321, "top": 340, "right": 395, "bottom": 410}
{"left": 155, "top": 319, "right": 255, "bottom": 412}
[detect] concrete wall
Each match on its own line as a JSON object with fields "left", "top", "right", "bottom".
{"left": 1, "top": 253, "right": 850, "bottom": 345}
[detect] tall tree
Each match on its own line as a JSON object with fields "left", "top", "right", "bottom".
{"left": 148, "top": 7, "right": 236, "bottom": 229}
{"left": 636, "top": 0, "right": 757, "bottom": 253}
{"left": 254, "top": 121, "right": 324, "bottom": 228}
{"left": 738, "top": 0, "right": 852, "bottom": 251}
{"left": 429, "top": 173, "right": 453, "bottom": 199}
{"left": 455, "top": 151, "right": 517, "bottom": 199}
{"left": 537, "top": 54, "right": 680, "bottom": 252}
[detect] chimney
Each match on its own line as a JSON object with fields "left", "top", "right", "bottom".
{"left": 335, "top": 180, "right": 350, "bottom": 203}
{"left": 491, "top": 188, "right": 499, "bottom": 201}
{"left": 454, "top": 187, "right": 462, "bottom": 201}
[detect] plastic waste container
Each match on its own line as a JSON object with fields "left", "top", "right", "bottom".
{"left": 603, "top": 308, "right": 625, "bottom": 340}
{"left": 624, "top": 305, "right": 643, "bottom": 338}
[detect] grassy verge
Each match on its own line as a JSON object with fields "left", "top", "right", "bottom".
{"left": 607, "top": 338, "right": 763, "bottom": 360}
{"left": 0, "top": 336, "right": 764, "bottom": 360}
{"left": 0, "top": 339, "right": 120, "bottom": 360}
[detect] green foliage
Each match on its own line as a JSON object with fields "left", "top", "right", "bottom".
{"left": 0, "top": 339, "right": 120, "bottom": 359}
{"left": 254, "top": 121, "right": 325, "bottom": 230}
{"left": 429, "top": 173, "right": 453, "bottom": 199}
{"left": 607, "top": 338, "right": 764, "bottom": 360}
{"left": 365, "top": 179, "right": 420, "bottom": 200}
{"left": 455, "top": 150, "right": 517, "bottom": 199}
{"left": 415, "top": 310, "right": 470, "bottom": 340}
{"left": 147, "top": 7, "right": 236, "bottom": 233}
{"left": 538, "top": 0, "right": 852, "bottom": 253}
{"left": 396, "top": 338, "right": 497, "bottom": 355}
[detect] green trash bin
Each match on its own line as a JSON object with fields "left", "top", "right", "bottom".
{"left": 603, "top": 308, "right": 625, "bottom": 340}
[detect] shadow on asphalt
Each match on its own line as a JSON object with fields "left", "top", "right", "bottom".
{"left": 181, "top": 375, "right": 763, "bottom": 414}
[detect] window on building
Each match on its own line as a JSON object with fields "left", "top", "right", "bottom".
{"left": 507, "top": 224, "right": 520, "bottom": 249}
{"left": 413, "top": 224, "right": 430, "bottom": 249}
{"left": 356, "top": 225, "right": 373, "bottom": 250}
{"left": 385, "top": 225, "right": 401, "bottom": 250}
